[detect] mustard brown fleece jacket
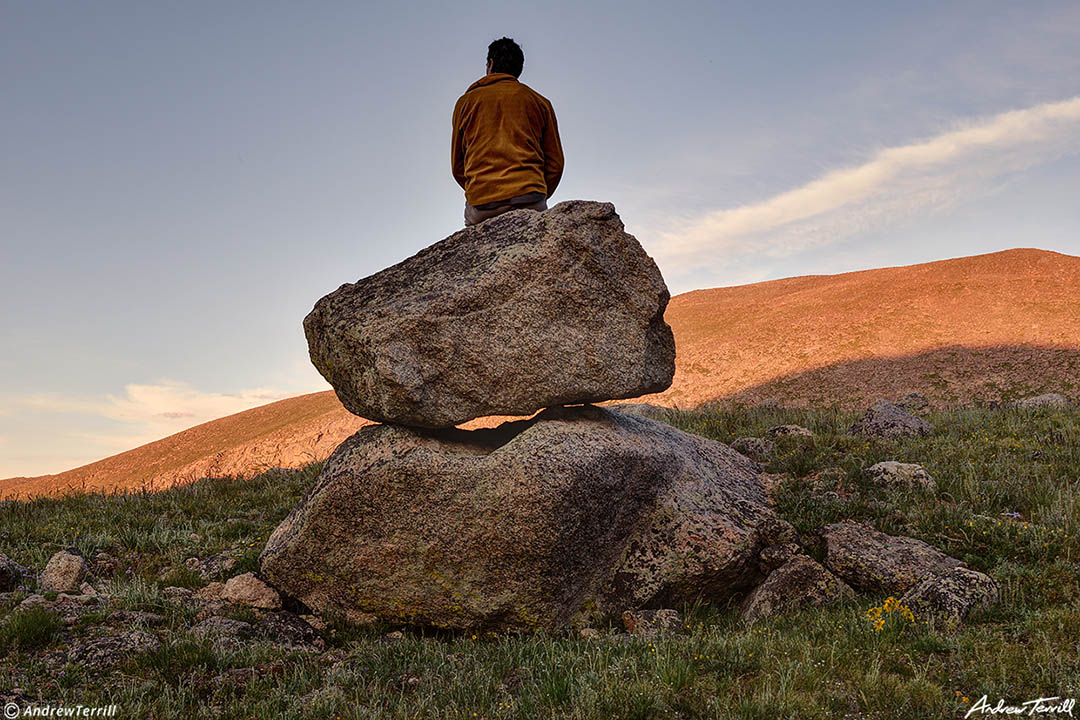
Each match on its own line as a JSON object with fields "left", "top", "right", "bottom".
{"left": 452, "top": 73, "right": 564, "bottom": 207}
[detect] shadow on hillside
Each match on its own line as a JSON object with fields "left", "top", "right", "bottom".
{"left": 704, "top": 343, "right": 1080, "bottom": 410}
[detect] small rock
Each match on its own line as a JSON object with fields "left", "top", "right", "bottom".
{"left": 621, "top": 608, "right": 685, "bottom": 635}
{"left": 255, "top": 611, "right": 324, "bottom": 651}
{"left": 107, "top": 610, "right": 166, "bottom": 626}
{"left": 382, "top": 630, "right": 405, "bottom": 641}
{"left": 68, "top": 630, "right": 161, "bottom": 669}
{"left": 849, "top": 401, "right": 933, "bottom": 439}
{"left": 731, "top": 437, "right": 774, "bottom": 462}
{"left": 741, "top": 555, "right": 854, "bottom": 623}
{"left": 222, "top": 573, "right": 281, "bottom": 610}
{"left": 18, "top": 594, "right": 51, "bottom": 611}
{"left": 190, "top": 616, "right": 254, "bottom": 640}
{"left": 189, "top": 533, "right": 202, "bottom": 542}
{"left": 578, "top": 627, "right": 600, "bottom": 638}
{"left": 40, "top": 551, "right": 87, "bottom": 593}
{"left": 0, "top": 553, "right": 22, "bottom": 592}
{"left": 864, "top": 461, "right": 937, "bottom": 491}
{"left": 198, "top": 554, "right": 238, "bottom": 580}
{"left": 759, "top": 543, "right": 802, "bottom": 572}
{"left": 79, "top": 582, "right": 97, "bottom": 596}
{"left": 1010, "top": 393, "right": 1070, "bottom": 408}
{"left": 194, "top": 582, "right": 225, "bottom": 603}
{"left": 820, "top": 520, "right": 963, "bottom": 594}
{"left": 90, "top": 553, "right": 117, "bottom": 578}
{"left": 766, "top": 425, "right": 813, "bottom": 438}
{"left": 899, "top": 567, "right": 998, "bottom": 627}
{"left": 192, "top": 601, "right": 226, "bottom": 624}
{"left": 163, "top": 586, "right": 194, "bottom": 602}
{"left": 894, "top": 392, "right": 929, "bottom": 415}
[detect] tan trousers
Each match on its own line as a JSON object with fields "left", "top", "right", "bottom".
{"left": 464, "top": 197, "right": 548, "bottom": 226}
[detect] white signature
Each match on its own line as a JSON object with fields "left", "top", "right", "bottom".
{"left": 965, "top": 696, "right": 1076, "bottom": 718}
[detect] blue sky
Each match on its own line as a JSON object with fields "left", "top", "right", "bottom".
{"left": 2, "top": 1, "right": 1079, "bottom": 478}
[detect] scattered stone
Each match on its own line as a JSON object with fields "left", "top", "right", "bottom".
{"left": 196, "top": 554, "right": 238, "bottom": 580}
{"left": 864, "top": 461, "right": 937, "bottom": 491}
{"left": 899, "top": 567, "right": 998, "bottom": 626}
{"left": 381, "top": 630, "right": 405, "bottom": 642}
{"left": 222, "top": 573, "right": 282, "bottom": 610}
{"left": 189, "top": 533, "right": 202, "bottom": 543}
{"left": 741, "top": 555, "right": 854, "bottom": 623}
{"left": 578, "top": 627, "right": 600, "bottom": 638}
{"left": 68, "top": 630, "right": 161, "bottom": 669}
{"left": 192, "top": 601, "right": 226, "bottom": 624}
{"left": 1011, "top": 393, "right": 1071, "bottom": 408}
{"left": 303, "top": 201, "right": 676, "bottom": 428}
{"left": 895, "top": 392, "right": 929, "bottom": 415}
{"left": 260, "top": 405, "right": 789, "bottom": 632}
{"left": 107, "top": 610, "right": 166, "bottom": 626}
{"left": 79, "top": 582, "right": 96, "bottom": 596}
{"left": 255, "top": 611, "right": 324, "bottom": 651}
{"left": 195, "top": 582, "right": 225, "bottom": 603}
{"left": 17, "top": 595, "right": 51, "bottom": 611}
{"left": 758, "top": 543, "right": 802, "bottom": 572}
{"left": 621, "top": 609, "right": 685, "bottom": 635}
{"left": 190, "top": 616, "right": 254, "bottom": 640}
{"left": 731, "top": 437, "right": 774, "bottom": 462}
{"left": 40, "top": 550, "right": 87, "bottom": 594}
{"left": 849, "top": 401, "right": 933, "bottom": 439}
{"left": 820, "top": 520, "right": 964, "bottom": 594}
{"left": 0, "top": 554, "right": 21, "bottom": 592}
{"left": 766, "top": 424, "right": 813, "bottom": 438}
{"left": 90, "top": 552, "right": 117, "bottom": 578}
{"left": 163, "top": 586, "right": 194, "bottom": 602}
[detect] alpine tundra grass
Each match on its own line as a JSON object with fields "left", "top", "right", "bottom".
{"left": 1, "top": 403, "right": 1077, "bottom": 719}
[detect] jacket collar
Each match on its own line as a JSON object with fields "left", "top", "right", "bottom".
{"left": 466, "top": 73, "right": 518, "bottom": 92}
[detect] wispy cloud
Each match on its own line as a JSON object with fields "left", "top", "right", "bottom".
{"left": 18, "top": 379, "right": 312, "bottom": 449}
{"left": 652, "top": 96, "right": 1080, "bottom": 276}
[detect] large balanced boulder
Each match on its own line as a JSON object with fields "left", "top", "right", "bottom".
{"left": 303, "top": 201, "right": 676, "bottom": 427}
{"left": 260, "top": 405, "right": 790, "bottom": 632}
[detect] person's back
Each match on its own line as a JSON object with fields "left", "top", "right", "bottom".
{"left": 452, "top": 37, "right": 564, "bottom": 226}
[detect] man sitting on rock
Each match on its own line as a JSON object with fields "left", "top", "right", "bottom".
{"left": 452, "top": 37, "right": 564, "bottom": 226}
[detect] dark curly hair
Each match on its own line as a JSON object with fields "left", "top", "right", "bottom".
{"left": 487, "top": 37, "right": 524, "bottom": 78}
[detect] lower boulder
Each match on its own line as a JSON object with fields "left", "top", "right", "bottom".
{"left": 260, "top": 405, "right": 790, "bottom": 632}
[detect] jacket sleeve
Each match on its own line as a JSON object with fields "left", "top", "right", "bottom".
{"left": 451, "top": 99, "right": 467, "bottom": 190}
{"left": 541, "top": 100, "right": 564, "bottom": 198}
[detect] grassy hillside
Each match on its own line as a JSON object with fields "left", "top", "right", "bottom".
{"left": 2, "top": 402, "right": 1077, "bottom": 719}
